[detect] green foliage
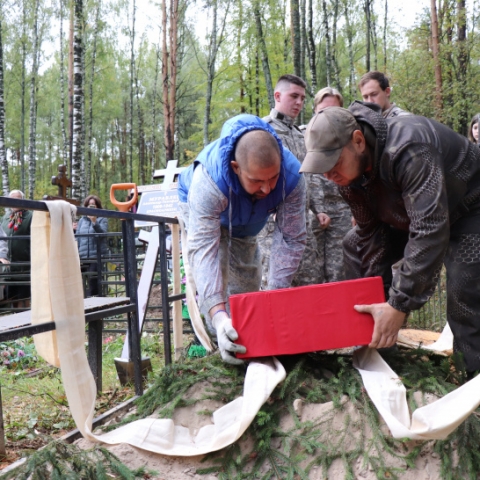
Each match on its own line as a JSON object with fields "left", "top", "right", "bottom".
{"left": 0, "top": 441, "right": 153, "bottom": 480}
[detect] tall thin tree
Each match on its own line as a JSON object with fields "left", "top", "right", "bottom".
{"left": 0, "top": 17, "right": 9, "bottom": 196}
{"left": 28, "top": 0, "right": 40, "bottom": 199}
{"left": 253, "top": 0, "right": 274, "bottom": 108}
{"left": 71, "top": 0, "right": 84, "bottom": 200}
{"left": 291, "top": 0, "right": 301, "bottom": 77}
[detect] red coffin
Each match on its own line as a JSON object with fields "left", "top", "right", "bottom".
{"left": 230, "top": 277, "right": 385, "bottom": 359}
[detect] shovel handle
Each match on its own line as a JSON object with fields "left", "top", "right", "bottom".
{"left": 110, "top": 183, "right": 138, "bottom": 213}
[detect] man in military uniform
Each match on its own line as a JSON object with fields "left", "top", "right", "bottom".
{"left": 358, "top": 71, "right": 411, "bottom": 119}
{"left": 311, "top": 87, "right": 352, "bottom": 283}
{"left": 259, "top": 74, "right": 321, "bottom": 287}
{"left": 301, "top": 102, "right": 480, "bottom": 378}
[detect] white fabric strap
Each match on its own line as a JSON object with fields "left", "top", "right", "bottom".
{"left": 32, "top": 202, "right": 283, "bottom": 455}
{"left": 31, "top": 202, "right": 480, "bottom": 451}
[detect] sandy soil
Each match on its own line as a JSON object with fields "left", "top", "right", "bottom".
{"left": 75, "top": 382, "right": 446, "bottom": 480}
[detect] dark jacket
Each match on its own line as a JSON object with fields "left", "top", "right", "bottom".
{"left": 343, "top": 101, "right": 480, "bottom": 313}
{"left": 1, "top": 209, "right": 33, "bottom": 264}
{"left": 75, "top": 216, "right": 109, "bottom": 259}
{"left": 178, "top": 114, "right": 302, "bottom": 238}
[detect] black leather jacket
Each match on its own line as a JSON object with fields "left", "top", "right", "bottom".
{"left": 342, "top": 101, "right": 480, "bottom": 313}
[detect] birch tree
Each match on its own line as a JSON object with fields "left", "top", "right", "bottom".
{"left": 291, "top": 0, "right": 301, "bottom": 77}
{"left": 28, "top": 0, "right": 40, "bottom": 199}
{"left": 0, "top": 17, "right": 9, "bottom": 196}
{"left": 59, "top": 0, "right": 68, "bottom": 166}
{"left": 71, "top": 0, "right": 84, "bottom": 200}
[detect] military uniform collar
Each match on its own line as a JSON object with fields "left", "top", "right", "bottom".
{"left": 270, "top": 108, "right": 296, "bottom": 127}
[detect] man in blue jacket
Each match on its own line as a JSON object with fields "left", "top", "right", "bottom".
{"left": 178, "top": 114, "right": 307, "bottom": 364}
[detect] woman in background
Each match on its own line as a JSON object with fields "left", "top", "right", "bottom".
{"left": 74, "top": 195, "right": 108, "bottom": 296}
{"left": 468, "top": 113, "right": 479, "bottom": 144}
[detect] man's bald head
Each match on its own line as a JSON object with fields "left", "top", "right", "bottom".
{"left": 231, "top": 130, "right": 282, "bottom": 199}
{"left": 234, "top": 130, "right": 281, "bottom": 170}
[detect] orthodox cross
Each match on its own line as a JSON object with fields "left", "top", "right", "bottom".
{"left": 153, "top": 160, "right": 184, "bottom": 190}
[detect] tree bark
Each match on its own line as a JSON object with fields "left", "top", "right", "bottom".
{"left": 253, "top": 0, "right": 274, "bottom": 109}
{"left": 28, "top": 0, "right": 40, "bottom": 199}
{"left": 20, "top": 0, "right": 27, "bottom": 193}
{"left": 457, "top": 0, "right": 468, "bottom": 134}
{"left": 71, "top": 0, "right": 84, "bottom": 201}
{"left": 0, "top": 17, "right": 9, "bottom": 196}
{"left": 291, "top": 0, "right": 301, "bottom": 77}
{"left": 59, "top": 0, "right": 68, "bottom": 167}
{"left": 383, "top": 0, "right": 387, "bottom": 70}
{"left": 151, "top": 40, "right": 160, "bottom": 179}
{"left": 430, "top": 0, "right": 443, "bottom": 119}
{"left": 322, "top": 0, "right": 331, "bottom": 86}
{"left": 307, "top": 0, "right": 316, "bottom": 94}
{"left": 68, "top": 0, "right": 74, "bottom": 180}
{"left": 332, "top": 0, "right": 341, "bottom": 91}
{"left": 364, "top": 0, "right": 371, "bottom": 71}
{"left": 129, "top": 0, "right": 135, "bottom": 181}
{"left": 344, "top": 0, "right": 356, "bottom": 100}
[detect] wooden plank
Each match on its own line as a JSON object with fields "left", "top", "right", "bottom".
{"left": 0, "top": 297, "right": 130, "bottom": 332}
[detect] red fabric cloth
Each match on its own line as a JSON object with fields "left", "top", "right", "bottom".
{"left": 230, "top": 277, "right": 385, "bottom": 359}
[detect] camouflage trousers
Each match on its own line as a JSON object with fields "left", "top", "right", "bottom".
{"left": 312, "top": 212, "right": 352, "bottom": 283}
{"left": 258, "top": 212, "right": 321, "bottom": 289}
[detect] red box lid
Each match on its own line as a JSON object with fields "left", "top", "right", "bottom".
{"left": 230, "top": 277, "right": 385, "bottom": 359}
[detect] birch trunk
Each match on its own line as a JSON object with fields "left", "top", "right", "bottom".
{"left": 129, "top": 0, "right": 135, "bottom": 181}
{"left": 71, "top": 0, "right": 84, "bottom": 201}
{"left": 332, "top": 0, "right": 341, "bottom": 90}
{"left": 150, "top": 42, "right": 160, "bottom": 179}
{"left": 383, "top": 0, "right": 387, "bottom": 70}
{"left": 20, "top": 1, "right": 27, "bottom": 193}
{"left": 253, "top": 0, "right": 274, "bottom": 108}
{"left": 457, "top": 0, "right": 468, "bottom": 134}
{"left": 364, "top": 0, "right": 371, "bottom": 71}
{"left": 28, "top": 0, "right": 40, "bottom": 199}
{"left": 0, "top": 18, "right": 9, "bottom": 196}
{"left": 59, "top": 0, "right": 68, "bottom": 166}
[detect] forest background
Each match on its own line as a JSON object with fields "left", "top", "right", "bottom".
{"left": 0, "top": 0, "right": 478, "bottom": 207}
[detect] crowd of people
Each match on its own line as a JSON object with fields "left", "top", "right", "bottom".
{"left": 179, "top": 71, "right": 480, "bottom": 381}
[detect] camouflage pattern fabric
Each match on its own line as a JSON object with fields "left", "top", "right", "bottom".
{"left": 259, "top": 108, "right": 322, "bottom": 288}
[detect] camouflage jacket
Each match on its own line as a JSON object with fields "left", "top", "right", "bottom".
{"left": 342, "top": 101, "right": 480, "bottom": 313}
{"left": 382, "top": 103, "right": 411, "bottom": 119}
{"left": 264, "top": 108, "right": 324, "bottom": 215}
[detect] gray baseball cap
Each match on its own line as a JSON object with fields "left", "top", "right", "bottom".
{"left": 300, "top": 107, "right": 359, "bottom": 174}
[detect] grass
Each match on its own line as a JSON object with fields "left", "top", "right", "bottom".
{"left": 0, "top": 327, "right": 177, "bottom": 468}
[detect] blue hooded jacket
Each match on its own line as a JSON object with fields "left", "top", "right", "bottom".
{"left": 178, "top": 114, "right": 302, "bottom": 237}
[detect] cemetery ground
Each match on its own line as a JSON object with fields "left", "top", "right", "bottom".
{"left": 0, "top": 289, "right": 479, "bottom": 478}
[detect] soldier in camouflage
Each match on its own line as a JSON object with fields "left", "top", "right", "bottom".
{"left": 358, "top": 71, "right": 412, "bottom": 119}
{"left": 259, "top": 74, "right": 322, "bottom": 287}
{"left": 311, "top": 87, "right": 352, "bottom": 282}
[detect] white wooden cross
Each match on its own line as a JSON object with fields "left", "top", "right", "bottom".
{"left": 120, "top": 159, "right": 186, "bottom": 362}
{"left": 154, "top": 160, "right": 184, "bottom": 190}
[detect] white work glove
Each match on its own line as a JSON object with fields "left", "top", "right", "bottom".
{"left": 211, "top": 311, "right": 246, "bottom": 365}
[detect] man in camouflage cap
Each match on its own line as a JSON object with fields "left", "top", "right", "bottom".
{"left": 301, "top": 102, "right": 480, "bottom": 379}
